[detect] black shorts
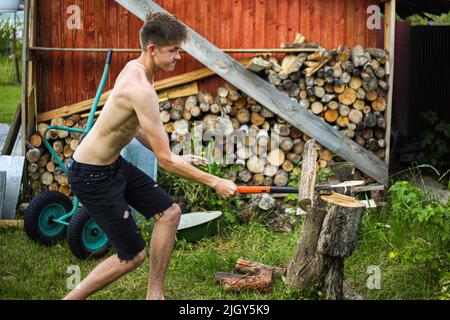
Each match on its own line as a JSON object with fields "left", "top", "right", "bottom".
{"left": 67, "top": 155, "right": 175, "bottom": 261}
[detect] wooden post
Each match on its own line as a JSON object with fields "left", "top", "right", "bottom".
{"left": 27, "top": 0, "right": 37, "bottom": 140}
{"left": 297, "top": 139, "right": 317, "bottom": 211}
{"left": 21, "top": 0, "right": 30, "bottom": 157}
{"left": 12, "top": 13, "right": 20, "bottom": 84}
{"left": 0, "top": 171, "right": 6, "bottom": 219}
{"left": 384, "top": 0, "right": 396, "bottom": 173}
{"left": 20, "top": 0, "right": 37, "bottom": 201}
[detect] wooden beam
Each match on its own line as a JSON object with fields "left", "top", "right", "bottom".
{"left": 0, "top": 171, "right": 6, "bottom": 219}
{"left": 1, "top": 103, "right": 21, "bottom": 156}
{"left": 384, "top": 0, "right": 396, "bottom": 168}
{"left": 21, "top": 0, "right": 37, "bottom": 201}
{"left": 114, "top": 0, "right": 388, "bottom": 184}
{"left": 36, "top": 56, "right": 258, "bottom": 122}
{"left": 79, "top": 82, "right": 199, "bottom": 118}
{"left": 30, "top": 46, "right": 318, "bottom": 53}
{"left": 21, "top": 0, "right": 30, "bottom": 156}
{"left": 27, "top": 0, "right": 37, "bottom": 147}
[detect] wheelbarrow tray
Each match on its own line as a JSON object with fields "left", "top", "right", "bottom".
{"left": 176, "top": 211, "right": 222, "bottom": 243}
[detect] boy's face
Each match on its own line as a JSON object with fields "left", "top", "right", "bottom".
{"left": 150, "top": 43, "right": 182, "bottom": 72}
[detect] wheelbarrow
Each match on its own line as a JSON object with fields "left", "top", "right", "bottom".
{"left": 24, "top": 50, "right": 117, "bottom": 259}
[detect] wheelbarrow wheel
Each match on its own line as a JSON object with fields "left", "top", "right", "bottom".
{"left": 24, "top": 191, "right": 73, "bottom": 246}
{"left": 67, "top": 207, "right": 111, "bottom": 259}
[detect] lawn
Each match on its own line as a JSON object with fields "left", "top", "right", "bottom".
{"left": 0, "top": 155, "right": 448, "bottom": 300}
{"left": 1, "top": 190, "right": 448, "bottom": 300}
{"left": 0, "top": 85, "right": 21, "bottom": 124}
{"left": 0, "top": 221, "right": 309, "bottom": 300}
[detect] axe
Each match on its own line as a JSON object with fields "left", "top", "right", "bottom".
{"left": 236, "top": 180, "right": 365, "bottom": 195}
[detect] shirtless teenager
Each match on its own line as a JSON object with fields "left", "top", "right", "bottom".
{"left": 64, "top": 12, "right": 237, "bottom": 300}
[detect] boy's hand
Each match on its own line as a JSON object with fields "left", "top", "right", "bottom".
{"left": 180, "top": 154, "right": 209, "bottom": 166}
{"left": 213, "top": 178, "right": 238, "bottom": 198}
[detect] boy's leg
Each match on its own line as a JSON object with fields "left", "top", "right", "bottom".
{"left": 66, "top": 157, "right": 149, "bottom": 300}
{"left": 63, "top": 248, "right": 147, "bottom": 300}
{"left": 146, "top": 203, "right": 181, "bottom": 300}
{"left": 119, "top": 158, "right": 180, "bottom": 300}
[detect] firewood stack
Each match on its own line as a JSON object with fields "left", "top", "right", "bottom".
{"left": 160, "top": 45, "right": 387, "bottom": 187}
{"left": 27, "top": 42, "right": 387, "bottom": 197}
{"left": 26, "top": 114, "right": 86, "bottom": 197}
{"left": 161, "top": 84, "right": 313, "bottom": 188}
{"left": 248, "top": 44, "right": 389, "bottom": 161}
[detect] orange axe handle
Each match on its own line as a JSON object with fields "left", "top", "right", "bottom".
{"left": 237, "top": 186, "right": 299, "bottom": 194}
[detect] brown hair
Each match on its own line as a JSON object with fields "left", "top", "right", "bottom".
{"left": 139, "top": 12, "right": 187, "bottom": 50}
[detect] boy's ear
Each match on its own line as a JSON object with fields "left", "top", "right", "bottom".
{"left": 147, "top": 44, "right": 157, "bottom": 56}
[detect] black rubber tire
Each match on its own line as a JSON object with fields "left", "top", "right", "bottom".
{"left": 24, "top": 191, "right": 73, "bottom": 246}
{"left": 67, "top": 207, "right": 111, "bottom": 260}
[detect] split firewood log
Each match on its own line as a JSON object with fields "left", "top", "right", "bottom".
{"left": 274, "top": 170, "right": 289, "bottom": 186}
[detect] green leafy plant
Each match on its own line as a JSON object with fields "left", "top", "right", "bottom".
{"left": 389, "top": 181, "right": 449, "bottom": 243}
{"left": 158, "top": 141, "right": 243, "bottom": 225}
{"left": 406, "top": 10, "right": 450, "bottom": 25}
{"left": 438, "top": 272, "right": 450, "bottom": 300}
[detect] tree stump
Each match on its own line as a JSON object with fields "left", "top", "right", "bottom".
{"left": 285, "top": 140, "right": 366, "bottom": 300}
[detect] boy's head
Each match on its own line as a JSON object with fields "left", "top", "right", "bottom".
{"left": 140, "top": 12, "right": 187, "bottom": 71}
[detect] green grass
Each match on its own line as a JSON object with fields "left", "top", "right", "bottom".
{"left": 0, "top": 55, "right": 21, "bottom": 85}
{"left": 0, "top": 84, "right": 21, "bottom": 124}
{"left": 0, "top": 221, "right": 314, "bottom": 300}
{"left": 345, "top": 179, "right": 449, "bottom": 300}
{"left": 345, "top": 212, "right": 443, "bottom": 300}
{"left": 2, "top": 175, "right": 448, "bottom": 300}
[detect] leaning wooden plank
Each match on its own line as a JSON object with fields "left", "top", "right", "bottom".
{"left": 114, "top": 0, "right": 388, "bottom": 184}
{"left": 1, "top": 103, "right": 21, "bottom": 155}
{"left": 157, "top": 81, "right": 199, "bottom": 102}
{"left": 36, "top": 56, "right": 258, "bottom": 123}
{"left": 79, "top": 82, "right": 199, "bottom": 119}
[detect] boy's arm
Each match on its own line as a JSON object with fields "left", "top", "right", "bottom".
{"left": 135, "top": 127, "right": 153, "bottom": 151}
{"left": 131, "top": 86, "right": 236, "bottom": 197}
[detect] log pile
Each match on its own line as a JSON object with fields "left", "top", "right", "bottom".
{"left": 26, "top": 114, "right": 86, "bottom": 197}
{"left": 161, "top": 84, "right": 313, "bottom": 187}
{"left": 215, "top": 258, "right": 286, "bottom": 293}
{"left": 248, "top": 44, "right": 388, "bottom": 162}
{"left": 160, "top": 44, "right": 387, "bottom": 186}
{"left": 27, "top": 42, "right": 387, "bottom": 197}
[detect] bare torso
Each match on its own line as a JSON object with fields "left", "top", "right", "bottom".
{"left": 73, "top": 60, "right": 153, "bottom": 165}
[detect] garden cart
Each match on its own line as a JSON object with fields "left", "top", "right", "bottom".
{"left": 24, "top": 50, "right": 117, "bottom": 259}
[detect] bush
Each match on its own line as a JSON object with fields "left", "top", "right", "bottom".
{"left": 346, "top": 178, "right": 449, "bottom": 299}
